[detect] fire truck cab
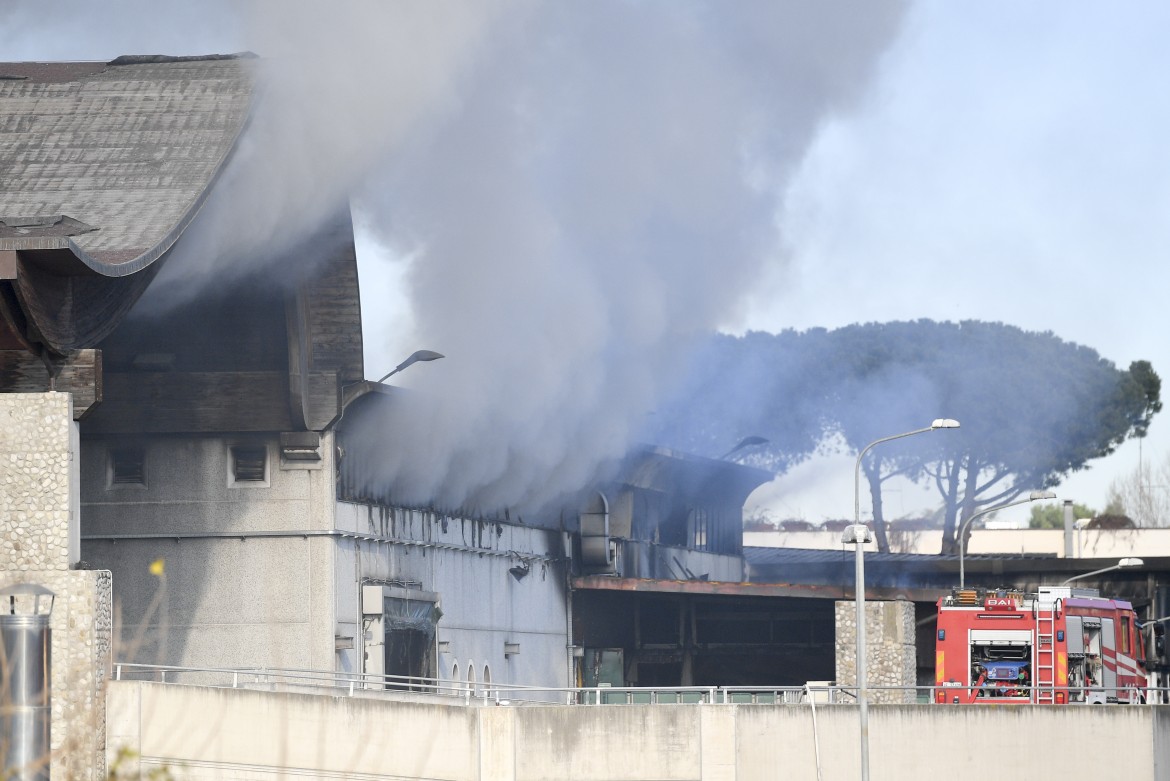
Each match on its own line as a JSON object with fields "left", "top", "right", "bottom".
{"left": 935, "top": 586, "right": 1147, "bottom": 705}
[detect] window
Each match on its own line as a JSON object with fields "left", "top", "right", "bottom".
{"left": 691, "top": 508, "right": 709, "bottom": 550}
{"left": 109, "top": 448, "right": 145, "bottom": 486}
{"left": 483, "top": 664, "right": 492, "bottom": 699}
{"left": 1121, "top": 617, "right": 1131, "bottom": 654}
{"left": 230, "top": 445, "right": 268, "bottom": 483}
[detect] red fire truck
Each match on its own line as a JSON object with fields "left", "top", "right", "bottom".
{"left": 935, "top": 586, "right": 1148, "bottom": 704}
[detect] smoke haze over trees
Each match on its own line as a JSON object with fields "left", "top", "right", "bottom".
{"left": 648, "top": 320, "right": 1162, "bottom": 552}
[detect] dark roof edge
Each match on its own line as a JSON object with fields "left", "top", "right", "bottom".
{"left": 107, "top": 52, "right": 259, "bottom": 66}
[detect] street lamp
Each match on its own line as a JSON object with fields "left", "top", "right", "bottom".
{"left": 958, "top": 491, "right": 1057, "bottom": 588}
{"left": 1061, "top": 557, "right": 1144, "bottom": 585}
{"left": 719, "top": 436, "right": 769, "bottom": 460}
{"left": 844, "top": 417, "right": 959, "bottom": 781}
{"left": 376, "top": 350, "right": 445, "bottom": 383}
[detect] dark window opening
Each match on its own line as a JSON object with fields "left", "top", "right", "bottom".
{"left": 110, "top": 448, "right": 145, "bottom": 485}
{"left": 691, "top": 509, "right": 709, "bottom": 550}
{"left": 384, "top": 597, "right": 438, "bottom": 690}
{"left": 386, "top": 629, "right": 433, "bottom": 688}
{"left": 231, "top": 446, "right": 267, "bottom": 482}
{"left": 659, "top": 507, "right": 688, "bottom": 547}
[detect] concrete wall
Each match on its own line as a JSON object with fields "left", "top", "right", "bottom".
{"left": 107, "top": 680, "right": 1170, "bottom": 780}
{"left": 79, "top": 433, "right": 339, "bottom": 671}
{"left": 78, "top": 430, "right": 572, "bottom": 690}
{"left": 0, "top": 393, "right": 113, "bottom": 779}
{"left": 334, "top": 503, "right": 570, "bottom": 692}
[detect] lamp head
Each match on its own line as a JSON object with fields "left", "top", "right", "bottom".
{"left": 841, "top": 524, "right": 873, "bottom": 545}
{"left": 719, "top": 435, "right": 770, "bottom": 460}
{"left": 1028, "top": 490, "right": 1057, "bottom": 501}
{"left": 397, "top": 350, "right": 444, "bottom": 371}
{"left": 1119, "top": 557, "right": 1144, "bottom": 568}
{"left": 930, "top": 419, "right": 961, "bottom": 429}
{"left": 376, "top": 349, "right": 445, "bottom": 383}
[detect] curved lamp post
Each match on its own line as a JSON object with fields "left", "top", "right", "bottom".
{"left": 376, "top": 350, "right": 445, "bottom": 383}
{"left": 958, "top": 491, "right": 1057, "bottom": 588}
{"left": 1062, "top": 557, "right": 1144, "bottom": 585}
{"left": 845, "top": 418, "right": 959, "bottom": 781}
{"left": 719, "top": 436, "right": 769, "bottom": 461}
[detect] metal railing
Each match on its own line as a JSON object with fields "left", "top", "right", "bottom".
{"left": 110, "top": 663, "right": 857, "bottom": 705}
{"left": 109, "top": 664, "right": 1170, "bottom": 706}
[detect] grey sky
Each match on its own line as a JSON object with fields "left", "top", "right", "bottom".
{"left": 5, "top": 1, "right": 1163, "bottom": 520}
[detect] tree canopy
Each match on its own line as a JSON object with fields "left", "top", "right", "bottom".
{"left": 1028, "top": 502, "right": 1097, "bottom": 529}
{"left": 646, "top": 320, "right": 1161, "bottom": 553}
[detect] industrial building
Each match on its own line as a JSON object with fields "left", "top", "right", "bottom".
{"left": 0, "top": 56, "right": 818, "bottom": 769}
{"left": 4, "top": 53, "right": 1170, "bottom": 778}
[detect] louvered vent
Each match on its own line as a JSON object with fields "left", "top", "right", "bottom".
{"left": 231, "top": 446, "right": 267, "bottom": 483}
{"left": 110, "top": 448, "right": 145, "bottom": 485}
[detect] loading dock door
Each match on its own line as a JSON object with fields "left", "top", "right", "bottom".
{"left": 384, "top": 596, "right": 439, "bottom": 683}
{"left": 361, "top": 584, "right": 441, "bottom": 689}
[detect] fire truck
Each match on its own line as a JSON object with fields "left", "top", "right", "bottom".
{"left": 935, "top": 586, "right": 1148, "bottom": 704}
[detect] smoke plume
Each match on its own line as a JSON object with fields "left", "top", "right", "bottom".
{"left": 5, "top": 1, "right": 910, "bottom": 513}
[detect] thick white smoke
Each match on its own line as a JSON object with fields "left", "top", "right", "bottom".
{"left": 4, "top": 1, "right": 910, "bottom": 513}
{"left": 141, "top": 0, "right": 522, "bottom": 297}
{"left": 344, "top": 2, "right": 911, "bottom": 511}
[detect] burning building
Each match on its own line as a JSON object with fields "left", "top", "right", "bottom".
{"left": 2, "top": 54, "right": 811, "bottom": 722}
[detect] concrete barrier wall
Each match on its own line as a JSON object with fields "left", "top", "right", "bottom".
{"left": 107, "top": 680, "right": 1170, "bottom": 780}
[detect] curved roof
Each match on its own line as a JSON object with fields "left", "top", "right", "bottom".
{"left": 0, "top": 55, "right": 255, "bottom": 354}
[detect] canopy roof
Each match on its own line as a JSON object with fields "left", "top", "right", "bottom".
{"left": 0, "top": 54, "right": 255, "bottom": 355}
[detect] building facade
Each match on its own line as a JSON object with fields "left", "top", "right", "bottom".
{"left": 3, "top": 60, "right": 941, "bottom": 781}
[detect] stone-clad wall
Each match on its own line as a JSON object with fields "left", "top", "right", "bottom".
{"left": 0, "top": 393, "right": 112, "bottom": 779}
{"left": 0, "top": 393, "right": 77, "bottom": 569}
{"left": 835, "top": 600, "right": 917, "bottom": 704}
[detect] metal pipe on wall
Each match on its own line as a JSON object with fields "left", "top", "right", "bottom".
{"left": 0, "top": 584, "right": 54, "bottom": 781}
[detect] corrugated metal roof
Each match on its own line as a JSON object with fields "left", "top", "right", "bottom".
{"left": 0, "top": 55, "right": 257, "bottom": 354}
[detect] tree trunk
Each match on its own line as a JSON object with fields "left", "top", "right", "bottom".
{"left": 938, "top": 457, "right": 963, "bottom": 555}
{"left": 864, "top": 457, "right": 890, "bottom": 553}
